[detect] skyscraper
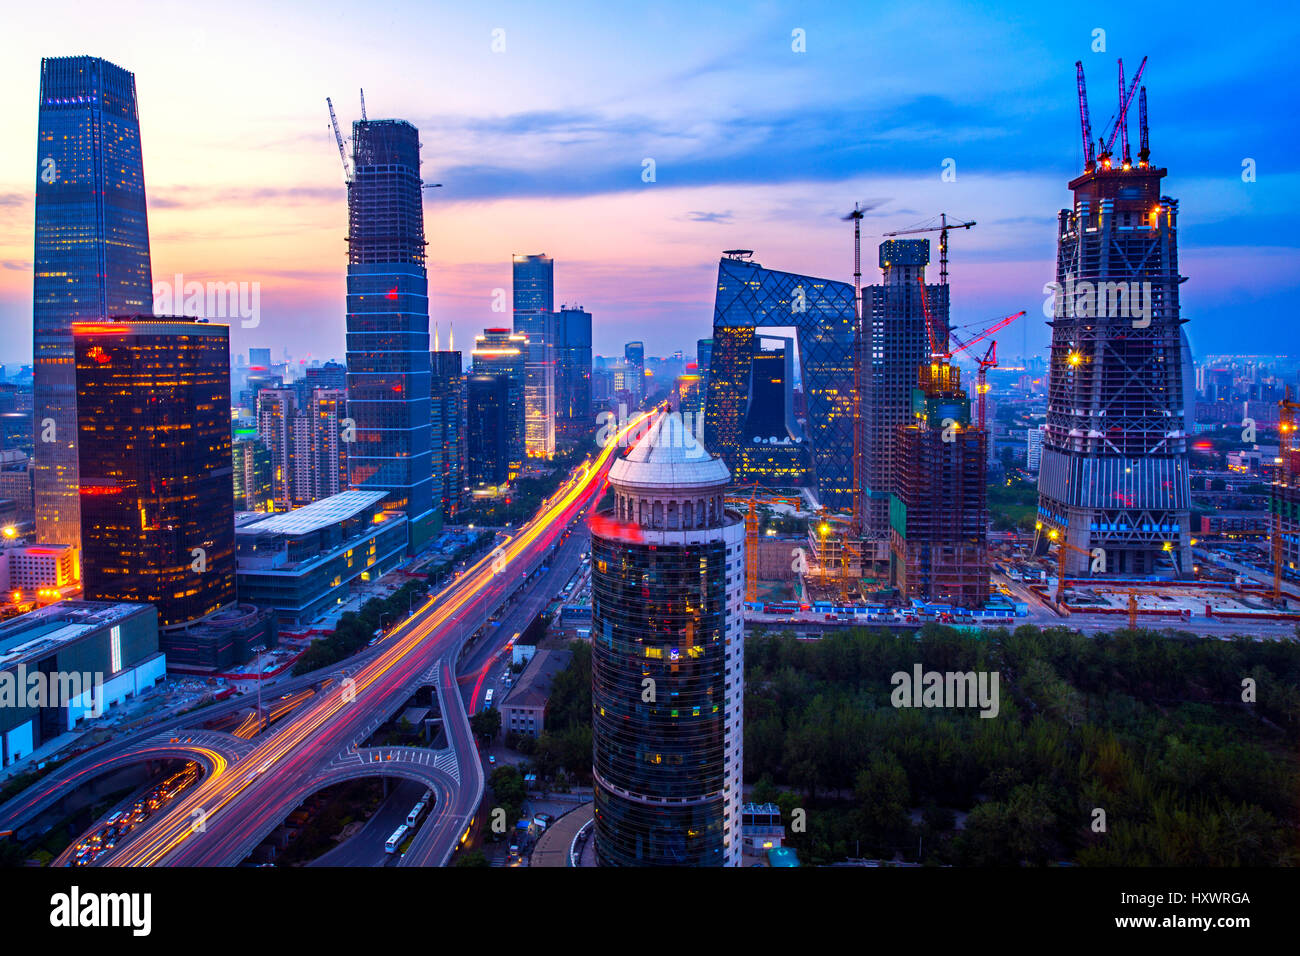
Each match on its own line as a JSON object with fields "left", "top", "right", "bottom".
{"left": 555, "top": 306, "right": 592, "bottom": 441}
{"left": 465, "top": 375, "right": 510, "bottom": 489}
{"left": 233, "top": 438, "right": 274, "bottom": 512}
{"left": 860, "top": 240, "right": 946, "bottom": 557}
{"left": 1035, "top": 77, "right": 1190, "bottom": 576}
{"left": 74, "top": 318, "right": 235, "bottom": 628}
{"left": 704, "top": 253, "right": 856, "bottom": 509}
{"left": 344, "top": 119, "right": 437, "bottom": 552}
{"left": 590, "top": 413, "right": 745, "bottom": 866}
{"left": 737, "top": 340, "right": 809, "bottom": 487}
{"left": 431, "top": 333, "right": 465, "bottom": 520}
{"left": 513, "top": 254, "right": 556, "bottom": 459}
{"left": 33, "top": 56, "right": 153, "bottom": 549}
{"left": 623, "top": 341, "right": 646, "bottom": 405}
{"left": 472, "top": 329, "right": 527, "bottom": 469}
{"left": 889, "top": 361, "right": 988, "bottom": 609}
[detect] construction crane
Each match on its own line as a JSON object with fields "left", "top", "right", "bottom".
{"left": 842, "top": 202, "right": 867, "bottom": 536}
{"left": 882, "top": 213, "right": 975, "bottom": 288}
{"left": 947, "top": 311, "right": 1026, "bottom": 429}
{"left": 360, "top": 87, "right": 367, "bottom": 121}
{"left": 1137, "top": 87, "right": 1150, "bottom": 168}
{"left": 1273, "top": 386, "right": 1299, "bottom": 601}
{"left": 723, "top": 483, "right": 762, "bottom": 602}
{"left": 326, "top": 97, "right": 351, "bottom": 183}
{"left": 1098, "top": 56, "right": 1147, "bottom": 169}
{"left": 1075, "top": 61, "right": 1096, "bottom": 171}
{"left": 1041, "top": 525, "right": 1094, "bottom": 605}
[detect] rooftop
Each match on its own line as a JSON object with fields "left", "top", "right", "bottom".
{"left": 609, "top": 413, "right": 730, "bottom": 491}
{"left": 235, "top": 490, "right": 389, "bottom": 537}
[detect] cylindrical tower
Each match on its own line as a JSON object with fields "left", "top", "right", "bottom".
{"left": 590, "top": 413, "right": 745, "bottom": 866}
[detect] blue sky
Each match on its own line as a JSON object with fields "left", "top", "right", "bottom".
{"left": 1, "top": 0, "right": 1296, "bottom": 364}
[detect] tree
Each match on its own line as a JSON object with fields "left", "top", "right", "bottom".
{"left": 454, "top": 850, "right": 489, "bottom": 867}
{"left": 471, "top": 707, "right": 502, "bottom": 742}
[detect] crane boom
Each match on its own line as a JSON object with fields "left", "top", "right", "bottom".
{"left": 1118, "top": 59, "right": 1131, "bottom": 167}
{"left": 1102, "top": 55, "right": 1146, "bottom": 159}
{"left": 326, "top": 97, "right": 351, "bottom": 183}
{"left": 1076, "top": 61, "right": 1095, "bottom": 170}
{"left": 883, "top": 213, "right": 975, "bottom": 287}
{"left": 1138, "top": 86, "right": 1150, "bottom": 167}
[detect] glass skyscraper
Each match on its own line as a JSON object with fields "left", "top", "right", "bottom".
{"left": 512, "top": 254, "right": 556, "bottom": 459}
{"left": 74, "top": 318, "right": 236, "bottom": 628}
{"left": 555, "top": 306, "right": 592, "bottom": 441}
{"left": 472, "top": 329, "right": 527, "bottom": 469}
{"left": 33, "top": 56, "right": 153, "bottom": 549}
{"left": 345, "top": 119, "right": 438, "bottom": 552}
{"left": 431, "top": 342, "right": 465, "bottom": 520}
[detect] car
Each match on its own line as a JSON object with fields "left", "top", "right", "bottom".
{"left": 488, "top": 755, "right": 496, "bottom": 764}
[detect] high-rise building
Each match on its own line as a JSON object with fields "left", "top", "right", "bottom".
{"left": 74, "top": 318, "right": 235, "bottom": 628}
{"left": 704, "top": 252, "right": 856, "bottom": 510}
{"left": 33, "top": 56, "right": 153, "bottom": 549}
{"left": 1026, "top": 424, "right": 1046, "bottom": 473}
{"left": 344, "top": 119, "right": 437, "bottom": 551}
{"left": 255, "top": 388, "right": 347, "bottom": 510}
{"left": 304, "top": 360, "right": 347, "bottom": 391}
{"left": 555, "top": 307, "right": 593, "bottom": 441}
{"left": 472, "top": 329, "right": 527, "bottom": 469}
{"left": 431, "top": 336, "right": 465, "bottom": 520}
{"left": 623, "top": 342, "right": 646, "bottom": 405}
{"left": 248, "top": 348, "right": 272, "bottom": 369}
{"left": 737, "top": 339, "right": 809, "bottom": 487}
{"left": 1035, "top": 80, "right": 1190, "bottom": 576}
{"left": 590, "top": 413, "right": 745, "bottom": 866}
{"left": 465, "top": 375, "right": 510, "bottom": 489}
{"left": 513, "top": 254, "right": 556, "bottom": 459}
{"left": 889, "top": 362, "right": 989, "bottom": 609}
{"left": 860, "top": 240, "right": 946, "bottom": 557}
{"left": 232, "top": 438, "right": 274, "bottom": 512}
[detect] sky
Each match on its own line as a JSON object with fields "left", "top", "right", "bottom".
{"left": 1, "top": 0, "right": 1297, "bottom": 367}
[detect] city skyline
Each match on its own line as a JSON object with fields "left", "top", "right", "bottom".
{"left": 2, "top": 1, "right": 1297, "bottom": 367}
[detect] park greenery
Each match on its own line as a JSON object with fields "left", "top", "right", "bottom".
{"left": 987, "top": 474, "right": 1039, "bottom": 532}
{"left": 746, "top": 624, "right": 1300, "bottom": 866}
{"left": 503, "top": 640, "right": 592, "bottom": 786}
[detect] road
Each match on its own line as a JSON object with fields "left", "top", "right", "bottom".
{"left": 80, "top": 409, "right": 651, "bottom": 867}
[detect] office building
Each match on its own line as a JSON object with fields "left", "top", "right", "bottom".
{"left": 1026, "top": 425, "right": 1046, "bottom": 473}
{"left": 0, "top": 602, "right": 162, "bottom": 767}
{"left": 513, "top": 254, "right": 556, "bottom": 459}
{"left": 233, "top": 438, "right": 274, "bottom": 512}
{"left": 344, "top": 118, "right": 437, "bottom": 552}
{"left": 431, "top": 337, "right": 465, "bottom": 521}
{"left": 1035, "top": 73, "right": 1191, "bottom": 576}
{"left": 466, "top": 375, "right": 510, "bottom": 489}
{"left": 255, "top": 387, "right": 347, "bottom": 510}
{"left": 555, "top": 306, "right": 593, "bottom": 441}
{"left": 623, "top": 341, "right": 646, "bottom": 405}
{"left": 33, "top": 57, "right": 154, "bottom": 549}
{"left": 235, "top": 490, "right": 408, "bottom": 626}
{"left": 737, "top": 340, "right": 809, "bottom": 487}
{"left": 591, "top": 413, "right": 745, "bottom": 866}
{"left": 73, "top": 317, "right": 235, "bottom": 629}
{"left": 472, "top": 329, "right": 526, "bottom": 469}
{"left": 704, "top": 252, "right": 856, "bottom": 510}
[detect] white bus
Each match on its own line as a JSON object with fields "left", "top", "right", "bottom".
{"left": 484, "top": 689, "right": 494, "bottom": 708}
{"left": 406, "top": 802, "right": 425, "bottom": 827}
{"left": 385, "top": 824, "right": 408, "bottom": 854}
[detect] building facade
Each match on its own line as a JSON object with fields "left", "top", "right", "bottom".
{"left": 590, "top": 413, "right": 745, "bottom": 867}
{"left": 465, "top": 374, "right": 510, "bottom": 490}
{"left": 555, "top": 307, "right": 593, "bottom": 441}
{"left": 344, "top": 119, "right": 438, "bottom": 552}
{"left": 512, "top": 254, "right": 556, "bottom": 459}
{"left": 73, "top": 318, "right": 236, "bottom": 629}
{"left": 472, "top": 329, "right": 526, "bottom": 469}
{"left": 1035, "top": 138, "right": 1191, "bottom": 575}
{"left": 33, "top": 56, "right": 154, "bottom": 549}
{"left": 431, "top": 345, "right": 465, "bottom": 521}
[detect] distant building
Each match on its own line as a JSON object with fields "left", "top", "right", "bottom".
{"left": 0, "top": 601, "right": 163, "bottom": 767}
{"left": 555, "top": 307, "right": 593, "bottom": 441}
{"left": 0, "top": 451, "right": 34, "bottom": 526}
{"left": 466, "top": 375, "right": 510, "bottom": 489}
{"left": 472, "top": 329, "right": 527, "bottom": 469}
{"left": 431, "top": 340, "right": 465, "bottom": 521}
{"left": 1026, "top": 424, "right": 1046, "bottom": 473}
{"left": 74, "top": 318, "right": 236, "bottom": 629}
{"left": 0, "top": 543, "right": 77, "bottom": 598}
{"left": 233, "top": 438, "right": 274, "bottom": 513}
{"left": 513, "top": 255, "right": 557, "bottom": 459}
{"left": 500, "top": 647, "right": 572, "bottom": 738}
{"left": 622, "top": 342, "right": 646, "bottom": 404}
{"left": 235, "top": 490, "right": 408, "bottom": 627}
{"left": 256, "top": 388, "right": 348, "bottom": 510}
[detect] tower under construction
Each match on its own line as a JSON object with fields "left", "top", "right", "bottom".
{"left": 1035, "top": 58, "right": 1191, "bottom": 576}
{"left": 889, "top": 361, "right": 989, "bottom": 609}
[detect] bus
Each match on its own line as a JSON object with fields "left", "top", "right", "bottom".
{"left": 385, "top": 824, "right": 408, "bottom": 854}
{"left": 406, "top": 802, "right": 425, "bottom": 827}
{"left": 484, "top": 689, "right": 494, "bottom": 708}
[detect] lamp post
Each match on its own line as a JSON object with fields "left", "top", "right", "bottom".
{"left": 251, "top": 644, "right": 266, "bottom": 729}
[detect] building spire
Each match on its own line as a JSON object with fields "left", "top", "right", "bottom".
{"left": 433, "top": 322, "right": 440, "bottom": 352}
{"left": 449, "top": 323, "right": 454, "bottom": 351}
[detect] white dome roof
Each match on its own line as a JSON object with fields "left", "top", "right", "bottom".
{"left": 609, "top": 413, "right": 730, "bottom": 492}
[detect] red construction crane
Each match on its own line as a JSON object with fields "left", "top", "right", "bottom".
{"left": 1138, "top": 86, "right": 1150, "bottom": 167}
{"left": 1099, "top": 56, "right": 1147, "bottom": 168}
{"left": 1075, "top": 61, "right": 1095, "bottom": 171}
{"left": 947, "top": 311, "right": 1025, "bottom": 428}
{"left": 882, "top": 213, "right": 975, "bottom": 287}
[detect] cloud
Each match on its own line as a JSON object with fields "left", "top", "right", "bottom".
{"left": 684, "top": 210, "right": 733, "bottom": 224}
